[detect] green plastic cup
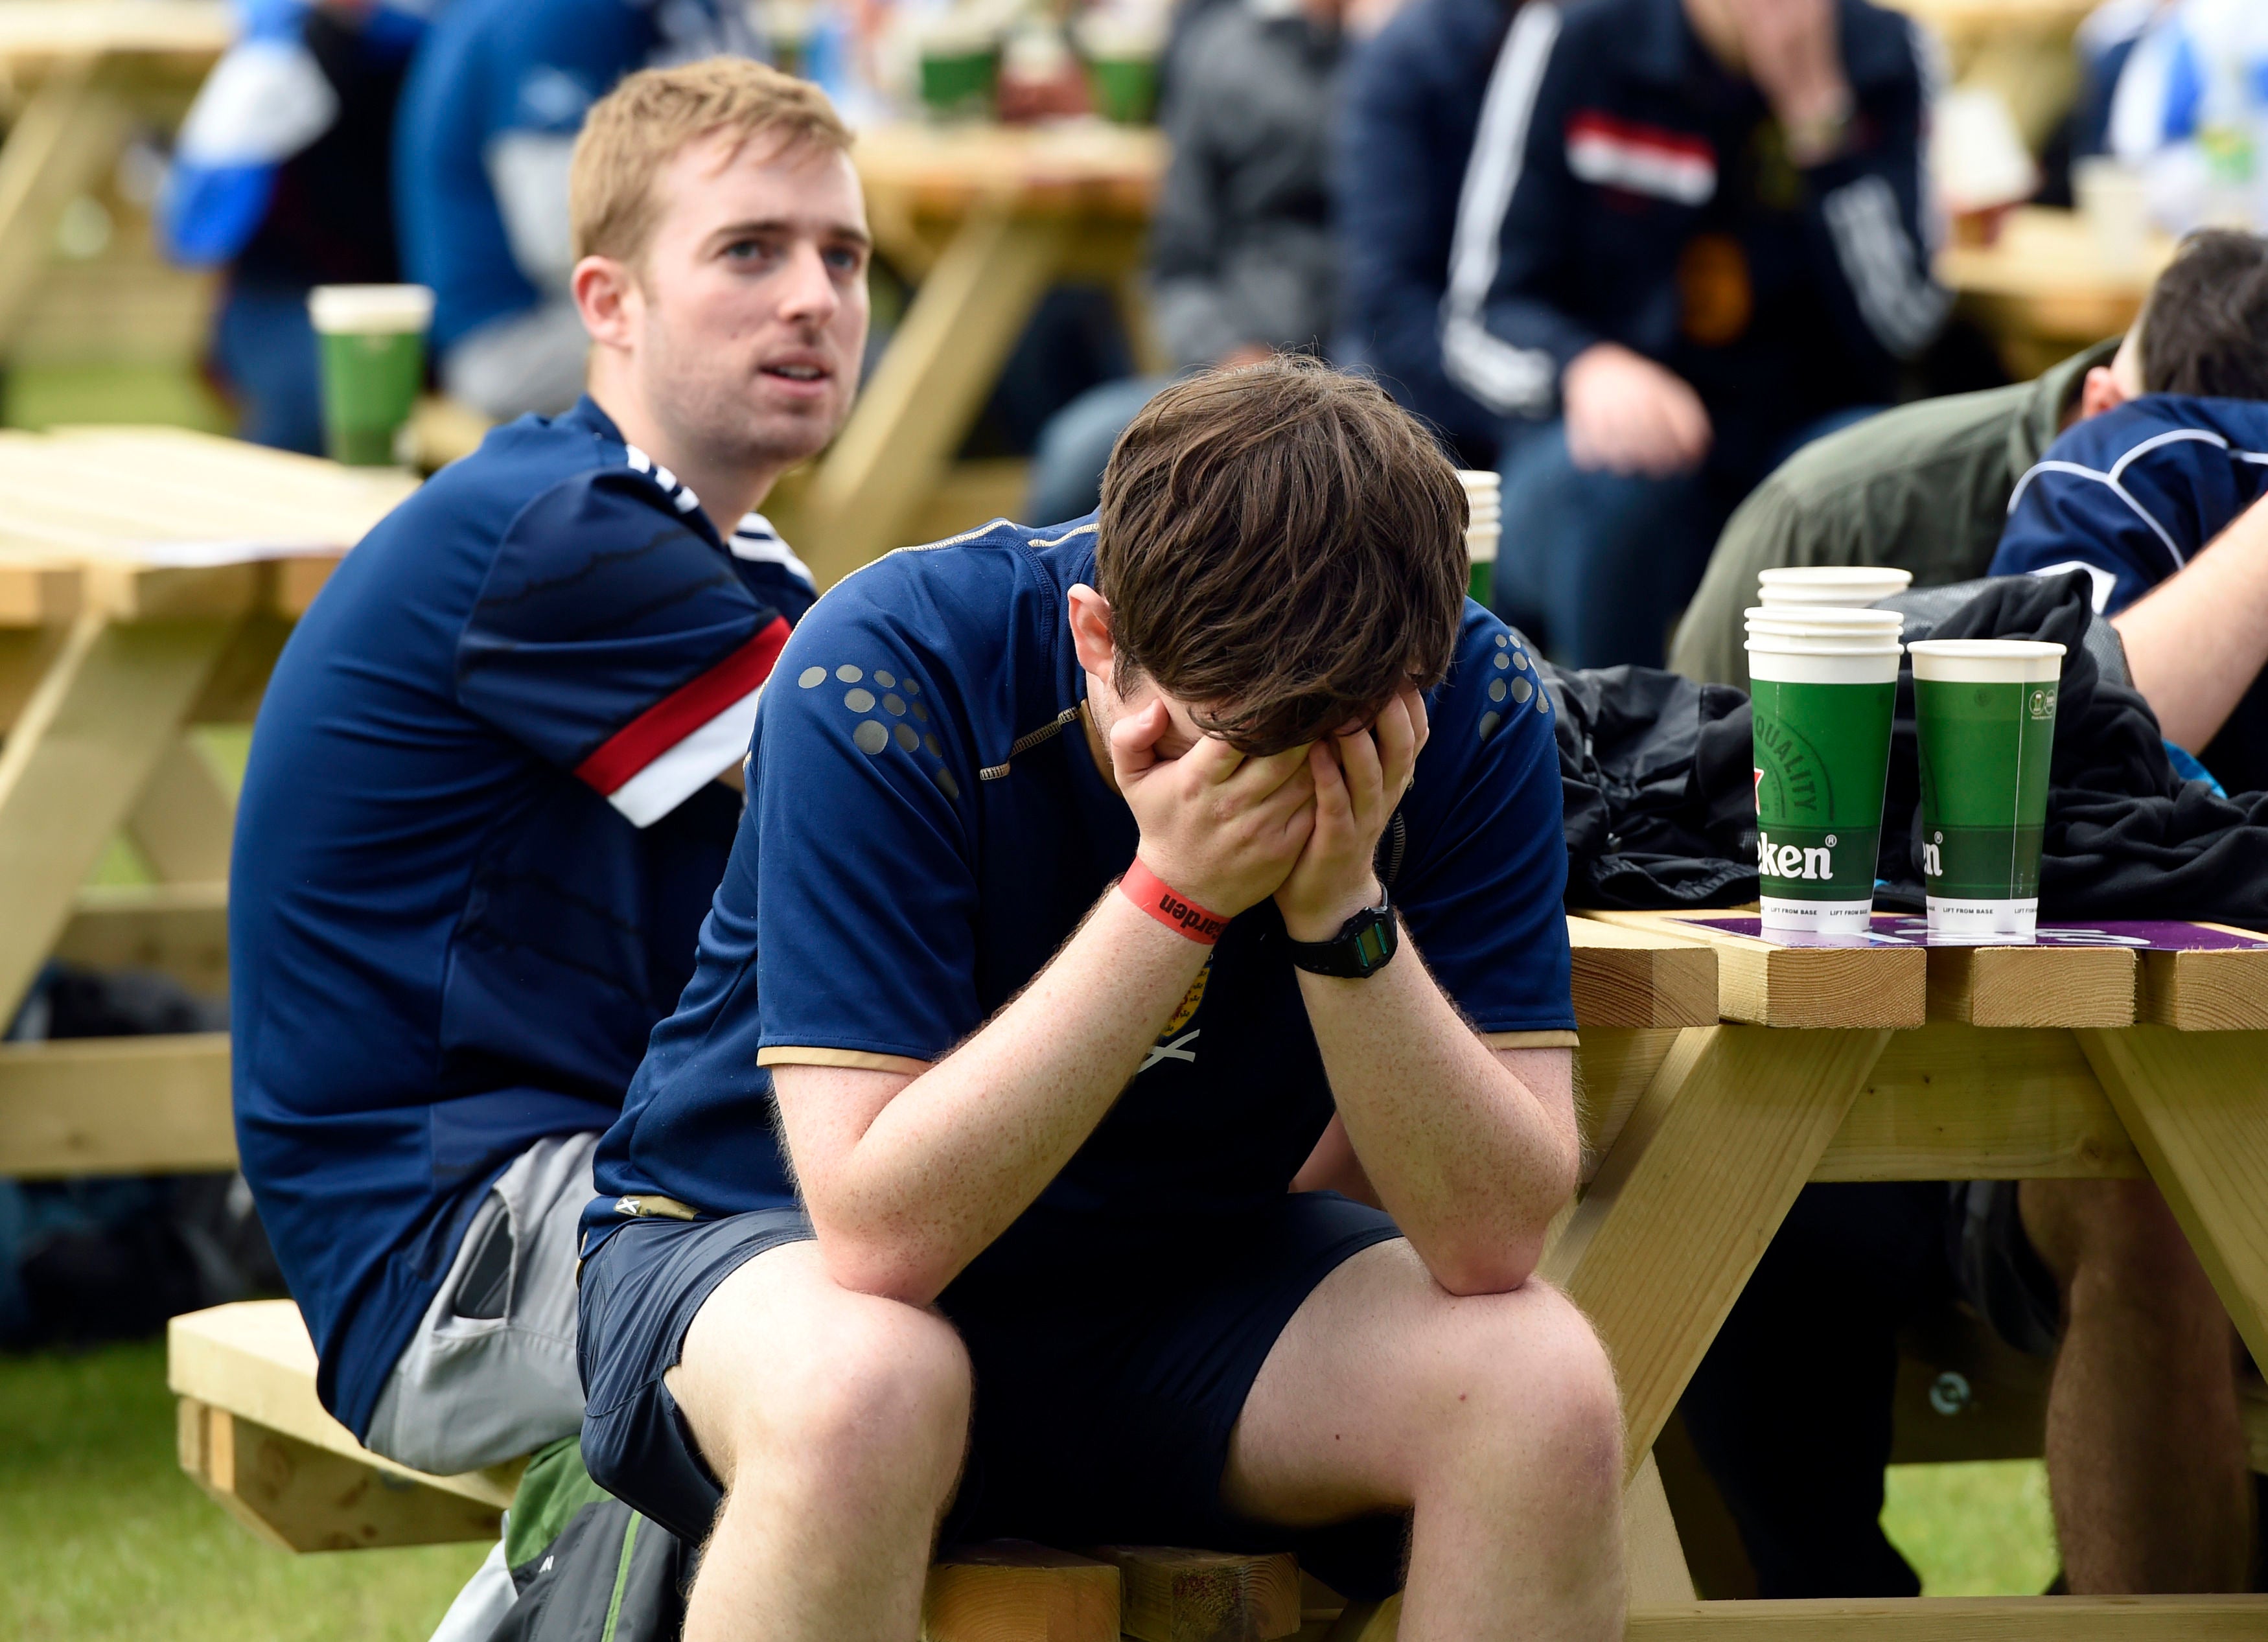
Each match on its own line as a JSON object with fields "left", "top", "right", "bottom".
{"left": 1745, "top": 607, "right": 1905, "bottom": 936}
{"left": 1908, "top": 639, "right": 2066, "bottom": 940}
{"left": 308, "top": 284, "right": 433, "bottom": 467}
{"left": 1087, "top": 52, "right": 1158, "bottom": 123}
{"left": 918, "top": 33, "right": 1000, "bottom": 119}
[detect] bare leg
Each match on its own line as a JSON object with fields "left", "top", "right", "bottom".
{"left": 664, "top": 1241, "right": 972, "bottom": 1642}
{"left": 1223, "top": 1240, "right": 1625, "bottom": 1641}
{"left": 2020, "top": 1177, "right": 2250, "bottom": 1592}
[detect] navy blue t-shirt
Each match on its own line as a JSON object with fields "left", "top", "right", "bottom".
{"left": 588, "top": 518, "right": 1575, "bottom": 1280}
{"left": 1991, "top": 394, "right": 2268, "bottom": 793}
{"left": 232, "top": 396, "right": 813, "bottom": 1436}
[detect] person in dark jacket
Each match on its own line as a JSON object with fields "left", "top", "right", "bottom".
{"left": 1446, "top": 0, "right": 1947, "bottom": 667}
{"left": 1332, "top": 0, "right": 1518, "bottom": 465}
{"left": 1025, "top": 0, "right": 1347, "bottom": 525}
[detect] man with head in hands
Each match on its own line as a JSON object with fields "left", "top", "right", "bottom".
{"left": 578, "top": 358, "right": 1625, "bottom": 1641}
{"left": 230, "top": 55, "right": 867, "bottom": 1508}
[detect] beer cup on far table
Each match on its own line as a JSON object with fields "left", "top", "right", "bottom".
{"left": 1745, "top": 607, "right": 1904, "bottom": 937}
{"left": 308, "top": 284, "right": 434, "bottom": 467}
{"left": 1908, "top": 638, "right": 2065, "bottom": 940}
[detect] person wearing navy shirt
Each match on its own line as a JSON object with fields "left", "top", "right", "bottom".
{"left": 230, "top": 59, "right": 870, "bottom": 1502}
{"left": 577, "top": 361, "right": 1624, "bottom": 1640}
{"left": 1444, "top": 0, "right": 1946, "bottom": 667}
{"left": 393, "top": 0, "right": 759, "bottom": 420}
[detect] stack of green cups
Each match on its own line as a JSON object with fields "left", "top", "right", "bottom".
{"left": 1908, "top": 639, "right": 2065, "bottom": 940}
{"left": 308, "top": 284, "right": 434, "bottom": 467}
{"left": 1744, "top": 605, "right": 1905, "bottom": 936}
{"left": 1457, "top": 469, "right": 1499, "bottom": 603}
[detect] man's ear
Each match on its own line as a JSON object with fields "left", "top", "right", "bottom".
{"left": 572, "top": 255, "right": 638, "bottom": 351}
{"left": 1067, "top": 583, "right": 1116, "bottom": 676}
{"left": 2077, "top": 364, "right": 2130, "bottom": 422}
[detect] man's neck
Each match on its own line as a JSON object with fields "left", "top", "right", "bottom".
{"left": 589, "top": 380, "right": 780, "bottom": 538}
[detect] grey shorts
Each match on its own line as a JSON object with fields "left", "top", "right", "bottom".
{"left": 362, "top": 1131, "right": 598, "bottom": 1475}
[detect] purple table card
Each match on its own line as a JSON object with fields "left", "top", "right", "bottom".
{"left": 1675, "top": 914, "right": 2268, "bottom": 953}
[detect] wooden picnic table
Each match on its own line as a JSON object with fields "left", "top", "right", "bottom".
{"left": 0, "top": 1, "right": 233, "bottom": 353}
{"left": 1938, "top": 206, "right": 2177, "bottom": 382}
{"left": 0, "top": 424, "right": 413, "bottom": 1175}
{"left": 776, "top": 119, "right": 1166, "bottom": 588}
{"left": 1404, "top": 907, "right": 2268, "bottom": 1642}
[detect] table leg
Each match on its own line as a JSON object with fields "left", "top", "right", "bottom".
{"left": 0, "top": 56, "right": 132, "bottom": 353}
{"left": 0, "top": 610, "right": 239, "bottom": 1022}
{"left": 1627, "top": 1448, "right": 1699, "bottom": 1606}
{"left": 126, "top": 736, "right": 237, "bottom": 884}
{"left": 2076, "top": 1027, "right": 2268, "bottom": 1370}
{"left": 1544, "top": 1025, "right": 1894, "bottom": 1475}
{"left": 798, "top": 203, "right": 1065, "bottom": 586}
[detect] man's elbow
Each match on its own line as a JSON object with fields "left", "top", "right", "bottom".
{"left": 811, "top": 1225, "right": 951, "bottom": 1309}
{"left": 1426, "top": 1234, "right": 1547, "bottom": 1298}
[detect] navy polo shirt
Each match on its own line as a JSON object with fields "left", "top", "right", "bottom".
{"left": 587, "top": 518, "right": 1576, "bottom": 1280}
{"left": 1991, "top": 393, "right": 2268, "bottom": 793}
{"left": 231, "top": 396, "right": 813, "bottom": 1437}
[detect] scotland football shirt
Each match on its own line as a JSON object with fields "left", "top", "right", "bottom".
{"left": 588, "top": 518, "right": 1575, "bottom": 1280}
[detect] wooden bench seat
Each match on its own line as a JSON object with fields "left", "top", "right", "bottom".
{"left": 169, "top": 1299, "right": 1332, "bottom": 1641}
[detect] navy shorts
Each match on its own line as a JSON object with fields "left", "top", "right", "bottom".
{"left": 577, "top": 1192, "right": 1410, "bottom": 1598}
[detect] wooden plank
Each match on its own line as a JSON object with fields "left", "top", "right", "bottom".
{"left": 0, "top": 1030, "right": 232, "bottom": 1175}
{"left": 1814, "top": 1025, "right": 2140, "bottom": 1183}
{"left": 799, "top": 205, "right": 1063, "bottom": 588}
{"left": 1579, "top": 913, "right": 1924, "bottom": 1030}
{"left": 1093, "top": 1547, "right": 1301, "bottom": 1642}
{"left": 1320, "top": 1597, "right": 1397, "bottom": 1642}
{"left": 0, "top": 607, "right": 238, "bottom": 1023}
{"left": 2138, "top": 930, "right": 2268, "bottom": 1031}
{"left": 1925, "top": 943, "right": 2136, "bottom": 1028}
{"left": 1623, "top": 1595, "right": 2268, "bottom": 1638}
{"left": 1545, "top": 1026, "right": 1892, "bottom": 1471}
{"left": 0, "top": 1, "right": 233, "bottom": 62}
{"left": 167, "top": 1301, "right": 521, "bottom": 1509}
{"left": 2077, "top": 1028, "right": 2268, "bottom": 1377}
{"left": 0, "top": 561, "right": 78, "bottom": 627}
{"left": 0, "top": 62, "right": 131, "bottom": 353}
{"left": 177, "top": 1398, "right": 501, "bottom": 1552}
{"left": 1576, "top": 1028, "right": 1683, "bottom": 1183}
{"left": 52, "top": 881, "right": 227, "bottom": 995}
{"left": 1568, "top": 919, "right": 1718, "bottom": 1030}
{"left": 1625, "top": 1451, "right": 1698, "bottom": 1607}
{"left": 923, "top": 1542, "right": 1120, "bottom": 1642}
{"left": 126, "top": 736, "right": 235, "bottom": 882}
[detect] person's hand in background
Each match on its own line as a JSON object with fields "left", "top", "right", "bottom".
{"left": 1560, "top": 341, "right": 1712, "bottom": 476}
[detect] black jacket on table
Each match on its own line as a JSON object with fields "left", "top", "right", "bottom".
{"left": 1442, "top": 0, "right": 1949, "bottom": 480}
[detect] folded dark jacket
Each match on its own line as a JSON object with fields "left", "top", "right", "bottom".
{"left": 1541, "top": 660, "right": 1760, "bottom": 910}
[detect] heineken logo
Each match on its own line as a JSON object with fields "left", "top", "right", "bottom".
{"left": 1757, "top": 830, "right": 1836, "bottom": 880}
{"left": 1923, "top": 830, "right": 1943, "bottom": 878}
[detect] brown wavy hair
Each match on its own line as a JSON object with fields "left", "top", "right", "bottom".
{"left": 1095, "top": 357, "right": 1469, "bottom": 755}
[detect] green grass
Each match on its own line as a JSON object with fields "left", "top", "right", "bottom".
{"left": 1882, "top": 1459, "right": 2060, "bottom": 1597}
{"left": 3, "top": 362, "right": 231, "bottom": 434}
{"left": 3, "top": 1342, "right": 487, "bottom": 1642}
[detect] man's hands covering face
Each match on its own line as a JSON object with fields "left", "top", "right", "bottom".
{"left": 1276, "top": 689, "right": 1428, "bottom": 942}
{"left": 1108, "top": 688, "right": 1429, "bottom": 936}
{"left": 1111, "top": 702, "right": 1319, "bottom": 918}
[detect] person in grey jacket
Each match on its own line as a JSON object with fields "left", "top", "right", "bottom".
{"left": 1025, "top": 0, "right": 1345, "bottom": 525}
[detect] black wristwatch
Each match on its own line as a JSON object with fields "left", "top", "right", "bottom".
{"left": 1286, "top": 895, "right": 1398, "bottom": 979}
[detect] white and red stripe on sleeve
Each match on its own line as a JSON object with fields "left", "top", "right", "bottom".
{"left": 574, "top": 615, "right": 790, "bottom": 826}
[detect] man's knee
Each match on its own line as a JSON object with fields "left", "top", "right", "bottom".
{"left": 1415, "top": 1283, "right": 1623, "bottom": 1494}
{"left": 677, "top": 1262, "right": 972, "bottom": 1493}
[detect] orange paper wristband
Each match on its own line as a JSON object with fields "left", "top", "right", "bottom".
{"left": 1119, "top": 860, "right": 1229, "bottom": 945}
